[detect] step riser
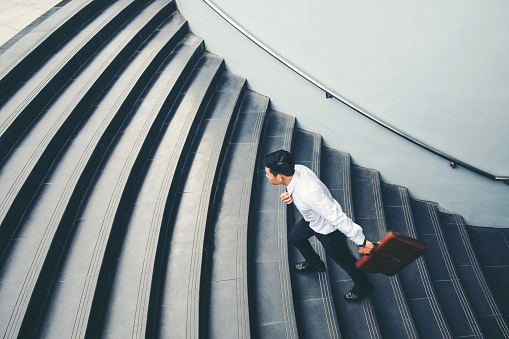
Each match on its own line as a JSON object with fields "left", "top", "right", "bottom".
{"left": 440, "top": 213, "right": 509, "bottom": 338}
{"left": 201, "top": 91, "right": 268, "bottom": 338}
{"left": 411, "top": 199, "right": 484, "bottom": 338}
{"left": 248, "top": 111, "right": 298, "bottom": 338}
{"left": 0, "top": 0, "right": 117, "bottom": 101}
{"left": 89, "top": 61, "right": 226, "bottom": 339}
{"left": 143, "top": 74, "right": 246, "bottom": 338}
{"left": 321, "top": 148, "right": 382, "bottom": 339}
{"left": 0, "top": 0, "right": 163, "bottom": 163}
{"left": 289, "top": 130, "right": 342, "bottom": 339}
{"left": 59, "top": 53, "right": 223, "bottom": 338}
{"left": 0, "top": 0, "right": 177, "bottom": 259}
{"left": 3, "top": 10, "right": 195, "bottom": 339}
{"left": 381, "top": 183, "right": 452, "bottom": 338}
{"left": 352, "top": 166, "right": 418, "bottom": 338}
{"left": 466, "top": 226, "right": 509, "bottom": 332}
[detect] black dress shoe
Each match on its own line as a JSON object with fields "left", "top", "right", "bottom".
{"left": 345, "top": 283, "right": 373, "bottom": 302}
{"left": 293, "top": 260, "right": 326, "bottom": 273}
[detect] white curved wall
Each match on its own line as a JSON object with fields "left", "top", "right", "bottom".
{"left": 177, "top": 0, "right": 509, "bottom": 227}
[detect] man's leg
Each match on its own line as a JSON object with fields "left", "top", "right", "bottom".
{"left": 288, "top": 218, "right": 324, "bottom": 270}
{"left": 315, "top": 231, "right": 371, "bottom": 292}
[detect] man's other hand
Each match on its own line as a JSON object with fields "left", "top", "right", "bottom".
{"left": 359, "top": 240, "right": 374, "bottom": 255}
{"left": 280, "top": 192, "right": 293, "bottom": 204}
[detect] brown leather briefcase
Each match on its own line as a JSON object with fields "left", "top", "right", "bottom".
{"left": 355, "top": 231, "right": 428, "bottom": 276}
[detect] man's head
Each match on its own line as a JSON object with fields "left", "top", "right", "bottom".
{"left": 263, "top": 150, "right": 295, "bottom": 185}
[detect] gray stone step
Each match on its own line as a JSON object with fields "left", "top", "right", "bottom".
{"left": 351, "top": 166, "right": 418, "bottom": 338}
{"left": 0, "top": 0, "right": 154, "bottom": 162}
{"left": 0, "top": 1, "right": 506, "bottom": 338}
{"left": 321, "top": 147, "right": 382, "bottom": 339}
{"left": 31, "top": 47, "right": 221, "bottom": 338}
{"left": 440, "top": 212, "right": 509, "bottom": 338}
{"left": 0, "top": 13, "right": 193, "bottom": 339}
{"left": 0, "top": 0, "right": 176, "bottom": 259}
{"left": 0, "top": 0, "right": 115, "bottom": 100}
{"left": 203, "top": 90, "right": 268, "bottom": 338}
{"left": 146, "top": 71, "right": 245, "bottom": 338}
{"left": 248, "top": 111, "right": 298, "bottom": 338}
{"left": 0, "top": 0, "right": 71, "bottom": 55}
{"left": 381, "top": 182, "right": 452, "bottom": 338}
{"left": 289, "top": 129, "right": 342, "bottom": 339}
{"left": 410, "top": 199, "right": 484, "bottom": 338}
{"left": 466, "top": 226, "right": 509, "bottom": 327}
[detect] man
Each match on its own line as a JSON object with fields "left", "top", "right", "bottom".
{"left": 264, "top": 150, "right": 374, "bottom": 301}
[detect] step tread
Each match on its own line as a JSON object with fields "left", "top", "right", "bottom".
{"left": 136, "top": 71, "right": 245, "bottom": 338}
{"left": 0, "top": 4, "right": 183, "bottom": 338}
{"left": 0, "top": 0, "right": 175, "bottom": 236}
{"left": 0, "top": 0, "right": 103, "bottom": 96}
{"left": 289, "top": 129, "right": 342, "bottom": 339}
{"left": 466, "top": 226, "right": 509, "bottom": 326}
{"left": 0, "top": 18, "right": 192, "bottom": 337}
{"left": 351, "top": 165, "right": 418, "bottom": 338}
{"left": 0, "top": 0, "right": 145, "bottom": 148}
{"left": 440, "top": 212, "right": 509, "bottom": 338}
{"left": 203, "top": 90, "right": 268, "bottom": 338}
{"left": 381, "top": 182, "right": 452, "bottom": 339}
{"left": 248, "top": 111, "right": 298, "bottom": 338}
{"left": 321, "top": 147, "right": 382, "bottom": 339}
{"left": 410, "top": 199, "right": 484, "bottom": 338}
{"left": 32, "top": 50, "right": 222, "bottom": 338}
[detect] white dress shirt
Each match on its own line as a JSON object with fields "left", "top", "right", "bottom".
{"left": 287, "top": 164, "right": 366, "bottom": 245}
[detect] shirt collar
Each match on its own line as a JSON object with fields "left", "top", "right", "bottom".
{"left": 286, "top": 166, "right": 299, "bottom": 195}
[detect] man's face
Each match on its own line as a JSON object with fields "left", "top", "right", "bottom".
{"left": 265, "top": 167, "right": 281, "bottom": 185}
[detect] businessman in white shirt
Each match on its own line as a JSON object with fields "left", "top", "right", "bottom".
{"left": 264, "top": 150, "right": 374, "bottom": 301}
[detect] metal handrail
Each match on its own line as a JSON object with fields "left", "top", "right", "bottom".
{"left": 202, "top": 0, "right": 509, "bottom": 185}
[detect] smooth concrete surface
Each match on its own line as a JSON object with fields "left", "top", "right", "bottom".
{"left": 176, "top": 0, "right": 509, "bottom": 227}
{"left": 0, "top": 0, "right": 62, "bottom": 46}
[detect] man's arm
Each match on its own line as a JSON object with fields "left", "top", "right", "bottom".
{"left": 308, "top": 191, "right": 373, "bottom": 251}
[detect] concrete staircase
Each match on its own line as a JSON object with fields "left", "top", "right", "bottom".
{"left": 0, "top": 1, "right": 507, "bottom": 338}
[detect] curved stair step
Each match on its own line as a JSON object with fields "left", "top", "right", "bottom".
{"left": 410, "top": 199, "right": 484, "bottom": 338}
{"left": 351, "top": 166, "right": 418, "bottom": 338}
{"left": 0, "top": 0, "right": 154, "bottom": 162}
{"left": 0, "top": 0, "right": 115, "bottom": 101}
{"left": 440, "top": 213, "right": 509, "bottom": 338}
{"left": 202, "top": 90, "right": 268, "bottom": 338}
{"left": 0, "top": 0, "right": 68, "bottom": 54}
{"left": 381, "top": 183, "right": 452, "bottom": 338}
{"left": 289, "top": 129, "right": 342, "bottom": 339}
{"left": 31, "top": 48, "right": 222, "bottom": 338}
{"left": 321, "top": 147, "right": 382, "bottom": 339}
{"left": 149, "top": 71, "right": 246, "bottom": 338}
{"left": 0, "top": 1, "right": 505, "bottom": 338}
{"left": 466, "top": 226, "right": 509, "bottom": 326}
{"left": 0, "top": 0, "right": 177, "bottom": 256}
{"left": 0, "top": 13, "right": 193, "bottom": 339}
{"left": 248, "top": 111, "right": 298, "bottom": 338}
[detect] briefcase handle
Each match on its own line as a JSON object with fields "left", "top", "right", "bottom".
{"left": 360, "top": 242, "right": 380, "bottom": 256}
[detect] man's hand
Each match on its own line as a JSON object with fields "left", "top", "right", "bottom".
{"left": 359, "top": 240, "right": 374, "bottom": 255}
{"left": 280, "top": 192, "right": 293, "bottom": 205}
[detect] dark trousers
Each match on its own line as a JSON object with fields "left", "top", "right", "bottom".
{"left": 288, "top": 217, "right": 370, "bottom": 291}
